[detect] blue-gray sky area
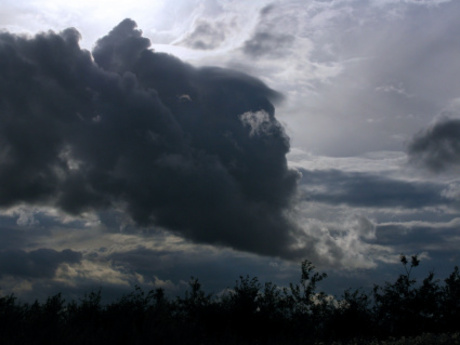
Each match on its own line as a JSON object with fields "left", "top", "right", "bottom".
{"left": 1, "top": 0, "right": 460, "bottom": 302}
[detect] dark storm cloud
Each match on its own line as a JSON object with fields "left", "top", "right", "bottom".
{"left": 179, "top": 21, "right": 226, "bottom": 50}
{"left": 299, "top": 169, "right": 446, "bottom": 208}
{"left": 0, "top": 248, "right": 81, "bottom": 278}
{"left": 0, "top": 19, "right": 300, "bottom": 259}
{"left": 407, "top": 118, "right": 460, "bottom": 172}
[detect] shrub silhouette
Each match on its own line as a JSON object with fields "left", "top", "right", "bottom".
{"left": 329, "top": 287, "right": 375, "bottom": 340}
{"left": 0, "top": 257, "right": 460, "bottom": 344}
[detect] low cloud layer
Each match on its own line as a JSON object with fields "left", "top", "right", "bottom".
{"left": 0, "top": 248, "right": 81, "bottom": 279}
{"left": 299, "top": 169, "right": 447, "bottom": 208}
{"left": 0, "top": 19, "right": 300, "bottom": 259}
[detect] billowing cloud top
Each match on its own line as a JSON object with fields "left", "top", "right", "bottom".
{"left": 0, "top": 19, "right": 300, "bottom": 259}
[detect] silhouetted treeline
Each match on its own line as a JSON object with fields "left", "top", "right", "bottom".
{"left": 1, "top": 256, "right": 460, "bottom": 344}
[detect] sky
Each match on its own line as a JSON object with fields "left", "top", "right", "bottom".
{"left": 1, "top": 0, "right": 460, "bottom": 302}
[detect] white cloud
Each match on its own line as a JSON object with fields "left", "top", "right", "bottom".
{"left": 54, "top": 260, "right": 133, "bottom": 287}
{"left": 239, "top": 110, "right": 273, "bottom": 137}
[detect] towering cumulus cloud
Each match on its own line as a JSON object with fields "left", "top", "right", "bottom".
{"left": 0, "top": 19, "right": 300, "bottom": 258}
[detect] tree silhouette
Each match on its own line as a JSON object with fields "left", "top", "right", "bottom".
{"left": 0, "top": 256, "right": 460, "bottom": 344}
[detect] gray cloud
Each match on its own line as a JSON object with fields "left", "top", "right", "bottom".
{"left": 0, "top": 248, "right": 81, "bottom": 279}
{"left": 178, "top": 21, "right": 226, "bottom": 50}
{"left": 243, "top": 32, "right": 295, "bottom": 58}
{"left": 242, "top": 4, "right": 296, "bottom": 59}
{"left": 0, "top": 19, "right": 301, "bottom": 259}
{"left": 264, "top": 0, "right": 460, "bottom": 157}
{"left": 407, "top": 118, "right": 460, "bottom": 172}
{"left": 299, "top": 169, "right": 446, "bottom": 208}
{"left": 375, "top": 221, "right": 460, "bottom": 274}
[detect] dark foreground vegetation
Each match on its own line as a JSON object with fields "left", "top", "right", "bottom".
{"left": 1, "top": 256, "right": 460, "bottom": 344}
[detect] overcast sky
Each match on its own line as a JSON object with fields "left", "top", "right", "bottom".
{"left": 1, "top": 0, "right": 460, "bottom": 302}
